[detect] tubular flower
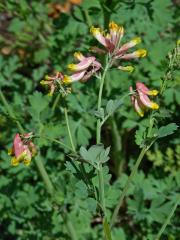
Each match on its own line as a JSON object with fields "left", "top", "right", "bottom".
{"left": 8, "top": 133, "right": 36, "bottom": 166}
{"left": 63, "top": 52, "right": 101, "bottom": 84}
{"left": 40, "top": 72, "right": 64, "bottom": 96}
{"left": 130, "top": 82, "right": 159, "bottom": 117}
{"left": 90, "top": 21, "right": 147, "bottom": 72}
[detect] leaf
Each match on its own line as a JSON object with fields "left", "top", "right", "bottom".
{"left": 34, "top": 49, "right": 50, "bottom": 63}
{"left": 28, "top": 91, "right": 50, "bottom": 119}
{"left": 94, "top": 107, "right": 105, "bottom": 120}
{"left": 135, "top": 127, "right": 146, "bottom": 147}
{"left": 79, "top": 145, "right": 110, "bottom": 168}
{"left": 157, "top": 123, "right": 178, "bottom": 138}
{"left": 106, "top": 99, "right": 122, "bottom": 116}
{"left": 76, "top": 125, "right": 91, "bottom": 146}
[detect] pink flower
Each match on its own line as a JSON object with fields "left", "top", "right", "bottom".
{"left": 63, "top": 52, "right": 101, "bottom": 84}
{"left": 90, "top": 21, "right": 147, "bottom": 72}
{"left": 40, "top": 72, "right": 64, "bottom": 96}
{"left": 130, "top": 82, "right": 159, "bottom": 117}
{"left": 9, "top": 133, "right": 36, "bottom": 166}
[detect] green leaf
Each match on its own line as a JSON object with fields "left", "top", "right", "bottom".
{"left": 135, "top": 127, "right": 146, "bottom": 147}
{"left": 34, "top": 49, "right": 50, "bottom": 63}
{"left": 157, "top": 123, "right": 178, "bottom": 138}
{"left": 80, "top": 144, "right": 110, "bottom": 168}
{"left": 94, "top": 107, "right": 105, "bottom": 120}
{"left": 76, "top": 125, "right": 91, "bottom": 146}
{"left": 28, "top": 91, "right": 50, "bottom": 119}
{"left": 106, "top": 99, "right": 122, "bottom": 116}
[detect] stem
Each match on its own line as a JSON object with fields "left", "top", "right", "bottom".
{"left": 38, "top": 135, "right": 74, "bottom": 152}
{"left": 34, "top": 154, "right": 54, "bottom": 196}
{"left": 84, "top": 10, "right": 92, "bottom": 27}
{"left": 0, "top": 89, "right": 24, "bottom": 133}
{"left": 96, "top": 63, "right": 109, "bottom": 144}
{"left": 98, "top": 164, "right": 105, "bottom": 213}
{"left": 110, "top": 146, "right": 148, "bottom": 228}
{"left": 65, "top": 216, "right": 78, "bottom": 240}
{"left": 155, "top": 195, "right": 180, "bottom": 240}
{"left": 96, "top": 61, "right": 109, "bottom": 215}
{"left": 64, "top": 108, "right": 76, "bottom": 152}
{"left": 96, "top": 59, "right": 112, "bottom": 239}
{"left": 52, "top": 94, "right": 60, "bottom": 112}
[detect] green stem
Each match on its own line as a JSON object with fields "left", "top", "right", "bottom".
{"left": 34, "top": 154, "right": 54, "bottom": 196}
{"left": 65, "top": 216, "right": 78, "bottom": 240}
{"left": 110, "top": 146, "right": 148, "bottom": 228}
{"left": 38, "top": 135, "right": 74, "bottom": 152}
{"left": 96, "top": 63, "right": 109, "bottom": 144}
{"left": 64, "top": 107, "right": 76, "bottom": 152}
{"left": 96, "top": 64, "right": 109, "bottom": 214}
{"left": 110, "top": 112, "right": 156, "bottom": 228}
{"left": 98, "top": 164, "right": 106, "bottom": 213}
{"left": 84, "top": 10, "right": 92, "bottom": 28}
{"left": 0, "top": 89, "right": 24, "bottom": 133}
{"left": 155, "top": 195, "right": 180, "bottom": 240}
{"left": 52, "top": 94, "right": 60, "bottom": 112}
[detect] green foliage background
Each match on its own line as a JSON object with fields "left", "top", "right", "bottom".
{"left": 0, "top": 0, "right": 179, "bottom": 239}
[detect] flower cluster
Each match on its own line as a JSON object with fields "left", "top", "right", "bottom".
{"left": 41, "top": 21, "right": 159, "bottom": 117}
{"left": 130, "top": 82, "right": 159, "bottom": 117}
{"left": 90, "top": 21, "right": 147, "bottom": 72}
{"left": 64, "top": 52, "right": 101, "bottom": 83}
{"left": 9, "top": 133, "right": 36, "bottom": 166}
{"left": 41, "top": 52, "right": 101, "bottom": 95}
{"left": 40, "top": 72, "right": 71, "bottom": 96}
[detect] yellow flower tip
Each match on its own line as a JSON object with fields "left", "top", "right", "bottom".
{"left": 119, "top": 26, "right": 124, "bottom": 34}
{"left": 136, "top": 49, "right": 147, "bottom": 58}
{"left": 63, "top": 75, "right": 71, "bottom": 84}
{"left": 109, "top": 21, "right": 118, "bottom": 30}
{"left": 138, "top": 111, "right": 144, "bottom": 117}
{"left": 132, "top": 37, "right": 141, "bottom": 45}
{"left": 151, "top": 102, "right": 159, "bottom": 110}
{"left": 47, "top": 92, "right": 53, "bottom": 97}
{"left": 11, "top": 157, "right": 19, "bottom": 166}
{"left": 67, "top": 63, "right": 76, "bottom": 71}
{"left": 106, "top": 33, "right": 111, "bottom": 39}
{"left": 177, "top": 39, "right": 180, "bottom": 45}
{"left": 109, "top": 21, "right": 124, "bottom": 34}
{"left": 8, "top": 148, "right": 13, "bottom": 156}
{"left": 45, "top": 75, "right": 49, "bottom": 80}
{"left": 118, "top": 65, "right": 134, "bottom": 73}
{"left": 149, "top": 90, "right": 159, "bottom": 96}
{"left": 74, "top": 51, "right": 82, "bottom": 59}
{"left": 90, "top": 26, "right": 101, "bottom": 35}
{"left": 40, "top": 80, "right": 46, "bottom": 85}
{"left": 24, "top": 159, "right": 31, "bottom": 166}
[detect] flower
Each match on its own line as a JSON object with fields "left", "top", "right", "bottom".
{"left": 63, "top": 52, "right": 101, "bottom": 84}
{"left": 90, "top": 21, "right": 147, "bottom": 71}
{"left": 130, "top": 82, "right": 159, "bottom": 117}
{"left": 8, "top": 133, "right": 36, "bottom": 166}
{"left": 40, "top": 72, "right": 65, "bottom": 96}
